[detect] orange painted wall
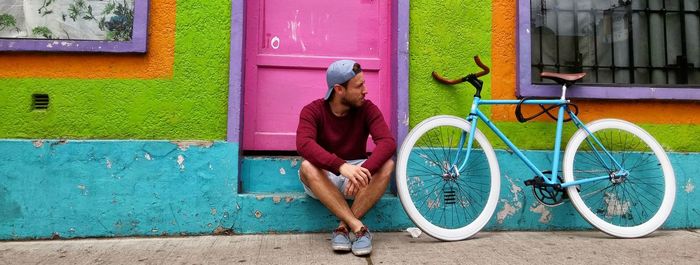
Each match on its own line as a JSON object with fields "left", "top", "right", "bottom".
{"left": 0, "top": 1, "right": 230, "bottom": 140}
{"left": 0, "top": 0, "right": 176, "bottom": 79}
{"left": 491, "top": 1, "right": 700, "bottom": 124}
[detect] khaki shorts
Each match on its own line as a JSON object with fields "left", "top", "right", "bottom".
{"left": 299, "top": 159, "right": 367, "bottom": 200}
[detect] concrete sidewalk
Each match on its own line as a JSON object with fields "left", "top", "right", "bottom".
{"left": 1, "top": 230, "right": 698, "bottom": 265}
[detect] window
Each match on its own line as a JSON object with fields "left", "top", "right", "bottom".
{"left": 518, "top": 0, "right": 700, "bottom": 100}
{"left": 0, "top": 0, "right": 149, "bottom": 53}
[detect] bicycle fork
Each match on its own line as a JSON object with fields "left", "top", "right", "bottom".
{"left": 564, "top": 111, "right": 629, "bottom": 188}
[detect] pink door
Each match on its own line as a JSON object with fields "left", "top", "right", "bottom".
{"left": 243, "top": 0, "right": 393, "bottom": 151}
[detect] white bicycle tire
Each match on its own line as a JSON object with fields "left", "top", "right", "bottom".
{"left": 396, "top": 115, "right": 501, "bottom": 241}
{"left": 563, "top": 119, "right": 675, "bottom": 238}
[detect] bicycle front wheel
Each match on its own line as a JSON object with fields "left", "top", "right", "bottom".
{"left": 563, "top": 119, "right": 675, "bottom": 238}
{"left": 396, "top": 115, "right": 500, "bottom": 241}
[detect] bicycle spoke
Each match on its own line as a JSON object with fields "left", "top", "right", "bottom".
{"left": 401, "top": 119, "right": 496, "bottom": 231}
{"left": 567, "top": 121, "right": 672, "bottom": 236}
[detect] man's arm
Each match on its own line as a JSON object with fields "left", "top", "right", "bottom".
{"left": 296, "top": 105, "right": 346, "bottom": 175}
{"left": 361, "top": 103, "right": 397, "bottom": 175}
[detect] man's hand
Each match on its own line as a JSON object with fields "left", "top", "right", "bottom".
{"left": 344, "top": 181, "right": 360, "bottom": 197}
{"left": 339, "top": 163, "right": 371, "bottom": 188}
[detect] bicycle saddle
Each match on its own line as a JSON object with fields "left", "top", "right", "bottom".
{"left": 540, "top": 72, "right": 586, "bottom": 86}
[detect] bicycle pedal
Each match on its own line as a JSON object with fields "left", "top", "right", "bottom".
{"left": 524, "top": 176, "right": 544, "bottom": 186}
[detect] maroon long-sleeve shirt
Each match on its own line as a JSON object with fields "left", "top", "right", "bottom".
{"left": 296, "top": 99, "right": 396, "bottom": 176}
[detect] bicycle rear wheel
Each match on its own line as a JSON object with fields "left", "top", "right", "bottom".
{"left": 563, "top": 119, "right": 675, "bottom": 238}
{"left": 396, "top": 115, "right": 500, "bottom": 241}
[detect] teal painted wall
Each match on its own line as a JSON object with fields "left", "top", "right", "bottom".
{"left": 2, "top": 144, "right": 696, "bottom": 240}
{"left": 0, "top": 140, "right": 237, "bottom": 239}
{"left": 0, "top": 1, "right": 231, "bottom": 140}
{"left": 237, "top": 155, "right": 698, "bottom": 233}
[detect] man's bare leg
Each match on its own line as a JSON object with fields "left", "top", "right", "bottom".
{"left": 338, "top": 159, "right": 394, "bottom": 230}
{"left": 299, "top": 160, "right": 364, "bottom": 232}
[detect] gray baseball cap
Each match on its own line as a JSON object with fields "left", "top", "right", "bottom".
{"left": 325, "top": 59, "right": 358, "bottom": 100}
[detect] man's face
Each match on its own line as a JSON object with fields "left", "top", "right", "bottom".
{"left": 338, "top": 72, "right": 367, "bottom": 108}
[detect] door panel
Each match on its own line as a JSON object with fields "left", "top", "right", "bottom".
{"left": 244, "top": 0, "right": 392, "bottom": 151}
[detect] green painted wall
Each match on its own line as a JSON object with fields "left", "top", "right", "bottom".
{"left": 0, "top": 1, "right": 231, "bottom": 140}
{"left": 408, "top": 1, "right": 700, "bottom": 152}
{"left": 409, "top": 0, "right": 493, "bottom": 125}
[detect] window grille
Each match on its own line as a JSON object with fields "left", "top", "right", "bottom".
{"left": 530, "top": 0, "right": 699, "bottom": 86}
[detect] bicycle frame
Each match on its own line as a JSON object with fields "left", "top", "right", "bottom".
{"left": 454, "top": 87, "right": 625, "bottom": 188}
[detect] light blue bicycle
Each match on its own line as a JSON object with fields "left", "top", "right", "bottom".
{"left": 396, "top": 56, "right": 675, "bottom": 241}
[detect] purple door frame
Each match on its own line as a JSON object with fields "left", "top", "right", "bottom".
{"left": 227, "top": 0, "right": 410, "bottom": 148}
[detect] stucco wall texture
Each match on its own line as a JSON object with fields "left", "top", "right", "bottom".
{"left": 0, "top": 0, "right": 230, "bottom": 140}
{"left": 411, "top": 0, "right": 700, "bottom": 152}
{"left": 0, "top": 0, "right": 698, "bottom": 149}
{"left": 0, "top": 140, "right": 238, "bottom": 239}
{"left": 0, "top": 0, "right": 698, "bottom": 239}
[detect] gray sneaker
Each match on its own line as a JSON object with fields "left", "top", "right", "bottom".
{"left": 351, "top": 226, "right": 372, "bottom": 256}
{"left": 331, "top": 227, "right": 351, "bottom": 252}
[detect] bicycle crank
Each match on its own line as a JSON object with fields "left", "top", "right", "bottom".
{"left": 524, "top": 174, "right": 569, "bottom": 206}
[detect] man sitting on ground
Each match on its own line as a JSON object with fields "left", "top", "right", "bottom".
{"left": 296, "top": 60, "right": 396, "bottom": 256}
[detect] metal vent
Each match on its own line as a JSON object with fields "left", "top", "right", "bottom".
{"left": 32, "top": 94, "right": 49, "bottom": 110}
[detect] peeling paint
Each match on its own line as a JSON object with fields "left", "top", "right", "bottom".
{"left": 254, "top": 210, "right": 262, "bottom": 218}
{"left": 603, "top": 192, "right": 631, "bottom": 218}
{"left": 50, "top": 139, "right": 68, "bottom": 146}
{"left": 279, "top": 168, "right": 286, "bottom": 175}
{"left": 496, "top": 175, "right": 524, "bottom": 224}
{"left": 427, "top": 199, "right": 441, "bottom": 208}
{"left": 172, "top": 141, "right": 214, "bottom": 151}
{"left": 290, "top": 159, "right": 298, "bottom": 167}
{"left": 685, "top": 179, "right": 695, "bottom": 193}
{"left": 496, "top": 201, "right": 518, "bottom": 224}
{"left": 77, "top": 184, "right": 88, "bottom": 196}
{"left": 212, "top": 226, "right": 233, "bottom": 235}
{"left": 288, "top": 10, "right": 301, "bottom": 42}
{"left": 144, "top": 153, "right": 152, "bottom": 161}
{"left": 177, "top": 155, "right": 185, "bottom": 170}
{"left": 272, "top": 196, "right": 281, "bottom": 204}
{"left": 285, "top": 196, "right": 294, "bottom": 203}
{"left": 32, "top": 140, "right": 43, "bottom": 148}
{"left": 506, "top": 176, "right": 523, "bottom": 196}
{"left": 529, "top": 203, "right": 552, "bottom": 223}
{"left": 255, "top": 195, "right": 264, "bottom": 201}
{"left": 210, "top": 208, "right": 217, "bottom": 216}
{"left": 106, "top": 159, "right": 112, "bottom": 169}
